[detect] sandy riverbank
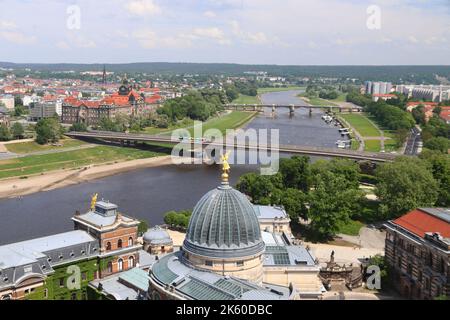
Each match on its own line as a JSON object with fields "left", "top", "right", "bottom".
{"left": 0, "top": 155, "right": 173, "bottom": 199}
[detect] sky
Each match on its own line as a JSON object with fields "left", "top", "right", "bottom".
{"left": 0, "top": 0, "right": 449, "bottom": 65}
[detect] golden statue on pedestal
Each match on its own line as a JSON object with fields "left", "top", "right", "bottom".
{"left": 221, "top": 152, "right": 231, "bottom": 183}
{"left": 90, "top": 193, "right": 98, "bottom": 211}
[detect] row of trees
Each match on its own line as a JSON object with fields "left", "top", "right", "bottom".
{"left": 225, "top": 81, "right": 259, "bottom": 101}
{"left": 236, "top": 154, "right": 449, "bottom": 240}
{"left": 164, "top": 210, "right": 192, "bottom": 229}
{"left": 157, "top": 90, "right": 225, "bottom": 122}
{"left": 303, "top": 85, "right": 339, "bottom": 100}
{"left": 0, "top": 123, "right": 25, "bottom": 141}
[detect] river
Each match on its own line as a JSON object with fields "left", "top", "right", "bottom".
{"left": 0, "top": 90, "right": 344, "bottom": 245}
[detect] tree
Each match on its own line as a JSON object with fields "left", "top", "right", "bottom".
{"left": 236, "top": 173, "right": 281, "bottom": 204}
{"left": 35, "top": 118, "right": 63, "bottom": 145}
{"left": 375, "top": 157, "right": 439, "bottom": 219}
{"left": 0, "top": 124, "right": 11, "bottom": 141}
{"left": 394, "top": 128, "right": 410, "bottom": 149}
{"left": 164, "top": 210, "right": 191, "bottom": 228}
{"left": 308, "top": 172, "right": 364, "bottom": 240}
{"left": 11, "top": 122, "right": 24, "bottom": 140}
{"left": 280, "top": 188, "right": 308, "bottom": 221}
{"left": 311, "top": 159, "right": 361, "bottom": 189}
{"left": 14, "top": 104, "right": 26, "bottom": 117}
{"left": 138, "top": 220, "right": 149, "bottom": 235}
{"left": 420, "top": 150, "right": 450, "bottom": 207}
{"left": 279, "top": 156, "right": 311, "bottom": 192}
{"left": 70, "top": 122, "right": 88, "bottom": 132}
{"left": 424, "top": 137, "right": 449, "bottom": 154}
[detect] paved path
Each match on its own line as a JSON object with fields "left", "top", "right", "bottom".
{"left": 0, "top": 144, "right": 97, "bottom": 160}
{"left": 338, "top": 227, "right": 386, "bottom": 250}
{"left": 306, "top": 242, "right": 384, "bottom": 266}
{"left": 337, "top": 116, "right": 365, "bottom": 152}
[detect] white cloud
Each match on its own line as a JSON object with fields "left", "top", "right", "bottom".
{"left": 0, "top": 20, "right": 36, "bottom": 45}
{"left": 0, "top": 30, "right": 37, "bottom": 45}
{"left": 133, "top": 29, "right": 192, "bottom": 48}
{"left": 56, "top": 41, "right": 70, "bottom": 50}
{"left": 190, "top": 27, "right": 231, "bottom": 45}
{"left": 408, "top": 35, "right": 419, "bottom": 44}
{"left": 204, "top": 11, "right": 217, "bottom": 18}
{"left": 230, "top": 21, "right": 271, "bottom": 45}
{"left": 0, "top": 20, "right": 16, "bottom": 29}
{"left": 125, "top": 0, "right": 162, "bottom": 16}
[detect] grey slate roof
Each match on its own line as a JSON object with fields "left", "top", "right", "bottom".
{"left": 261, "top": 232, "right": 317, "bottom": 267}
{"left": 0, "top": 230, "right": 98, "bottom": 290}
{"left": 254, "top": 206, "right": 289, "bottom": 220}
{"left": 150, "top": 251, "right": 288, "bottom": 301}
{"left": 184, "top": 184, "right": 265, "bottom": 259}
{"left": 420, "top": 208, "right": 450, "bottom": 224}
{"left": 0, "top": 231, "right": 96, "bottom": 269}
{"left": 143, "top": 227, "right": 172, "bottom": 245}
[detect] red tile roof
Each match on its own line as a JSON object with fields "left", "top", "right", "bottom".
{"left": 393, "top": 209, "right": 450, "bottom": 238}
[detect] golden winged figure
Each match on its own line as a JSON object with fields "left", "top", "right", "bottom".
{"left": 221, "top": 152, "right": 231, "bottom": 183}
{"left": 90, "top": 193, "right": 98, "bottom": 211}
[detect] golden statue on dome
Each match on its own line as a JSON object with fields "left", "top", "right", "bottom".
{"left": 221, "top": 152, "right": 231, "bottom": 183}
{"left": 90, "top": 193, "right": 98, "bottom": 211}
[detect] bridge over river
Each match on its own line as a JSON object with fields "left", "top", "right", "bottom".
{"left": 224, "top": 103, "right": 362, "bottom": 114}
{"left": 67, "top": 131, "right": 398, "bottom": 163}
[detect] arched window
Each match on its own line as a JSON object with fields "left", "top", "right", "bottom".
{"left": 118, "top": 239, "right": 123, "bottom": 249}
{"left": 118, "top": 259, "right": 124, "bottom": 272}
{"left": 106, "top": 242, "right": 112, "bottom": 251}
{"left": 107, "top": 261, "right": 113, "bottom": 273}
{"left": 128, "top": 237, "right": 133, "bottom": 247}
{"left": 128, "top": 256, "right": 135, "bottom": 268}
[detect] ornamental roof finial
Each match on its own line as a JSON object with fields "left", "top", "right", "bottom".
{"left": 90, "top": 193, "right": 98, "bottom": 211}
{"left": 221, "top": 152, "right": 231, "bottom": 184}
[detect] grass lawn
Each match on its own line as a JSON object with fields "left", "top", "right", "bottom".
{"left": 299, "top": 95, "right": 338, "bottom": 106}
{"left": 5, "top": 138, "right": 87, "bottom": 154}
{"left": 340, "top": 114, "right": 381, "bottom": 137}
{"left": 232, "top": 94, "right": 260, "bottom": 104}
{"left": 337, "top": 220, "right": 365, "bottom": 236}
{"left": 0, "top": 146, "right": 164, "bottom": 180}
{"left": 351, "top": 139, "right": 360, "bottom": 151}
{"left": 330, "top": 93, "right": 347, "bottom": 102}
{"left": 188, "top": 111, "right": 257, "bottom": 137}
{"left": 364, "top": 140, "right": 382, "bottom": 152}
{"left": 143, "top": 119, "right": 194, "bottom": 135}
{"left": 257, "top": 86, "right": 305, "bottom": 94}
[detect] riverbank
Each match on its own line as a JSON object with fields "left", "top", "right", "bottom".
{"left": 0, "top": 155, "right": 173, "bottom": 199}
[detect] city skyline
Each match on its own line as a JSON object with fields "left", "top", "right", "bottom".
{"left": 0, "top": 0, "right": 449, "bottom": 65}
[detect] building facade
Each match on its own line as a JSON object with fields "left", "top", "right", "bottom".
{"left": 148, "top": 164, "right": 323, "bottom": 301}
{"left": 0, "top": 198, "right": 141, "bottom": 300}
{"left": 384, "top": 208, "right": 450, "bottom": 300}
{"left": 61, "top": 80, "right": 145, "bottom": 126}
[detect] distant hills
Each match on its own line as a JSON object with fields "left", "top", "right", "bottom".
{"left": 1, "top": 62, "right": 449, "bottom": 83}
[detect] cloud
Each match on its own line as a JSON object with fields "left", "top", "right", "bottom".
{"left": 230, "top": 21, "right": 270, "bottom": 45}
{"left": 0, "top": 20, "right": 16, "bottom": 29}
{"left": 408, "top": 35, "right": 419, "bottom": 44}
{"left": 133, "top": 29, "right": 192, "bottom": 48}
{"left": 125, "top": 0, "right": 162, "bottom": 16}
{"left": 56, "top": 41, "right": 70, "bottom": 50}
{"left": 0, "top": 20, "right": 36, "bottom": 45}
{"left": 190, "top": 27, "right": 231, "bottom": 45}
{"left": 204, "top": 11, "right": 217, "bottom": 18}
